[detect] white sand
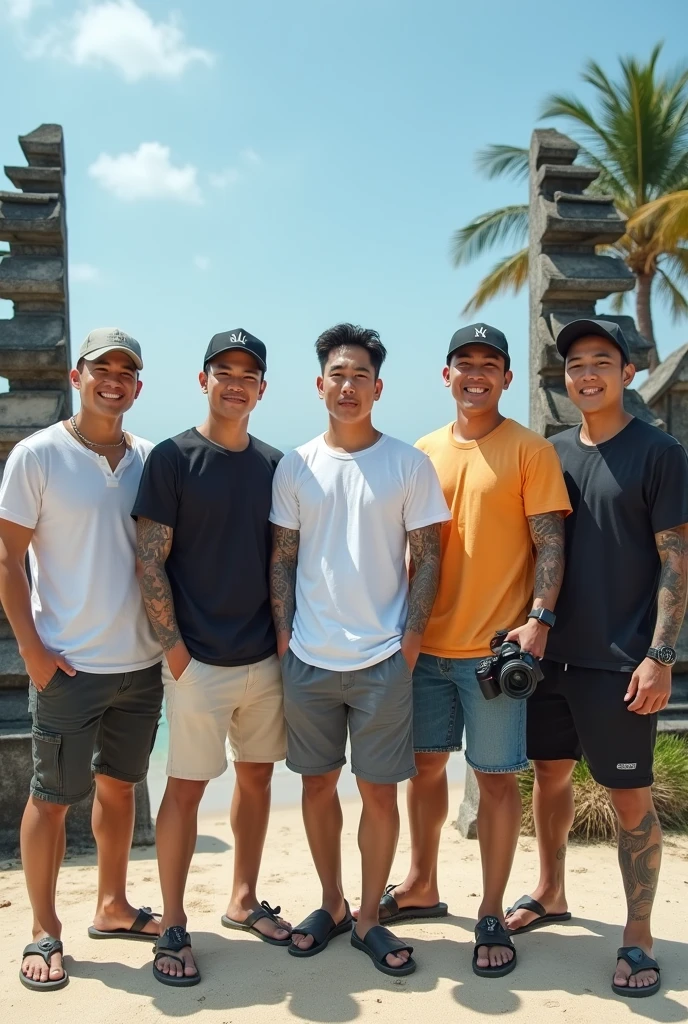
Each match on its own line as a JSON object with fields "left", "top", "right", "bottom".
{"left": 1, "top": 782, "right": 687, "bottom": 1023}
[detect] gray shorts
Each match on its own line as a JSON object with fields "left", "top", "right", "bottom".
{"left": 281, "top": 648, "right": 416, "bottom": 784}
{"left": 28, "top": 663, "right": 163, "bottom": 805}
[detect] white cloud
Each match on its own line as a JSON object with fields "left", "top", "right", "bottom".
{"left": 240, "top": 148, "right": 262, "bottom": 166}
{"left": 27, "top": 0, "right": 213, "bottom": 82}
{"left": 70, "top": 262, "right": 100, "bottom": 283}
{"left": 193, "top": 255, "right": 210, "bottom": 272}
{"left": 209, "top": 167, "right": 240, "bottom": 189}
{"left": 3, "top": 0, "right": 40, "bottom": 21}
{"left": 89, "top": 142, "right": 202, "bottom": 203}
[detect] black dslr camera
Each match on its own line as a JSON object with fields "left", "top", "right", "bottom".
{"left": 475, "top": 630, "right": 543, "bottom": 701}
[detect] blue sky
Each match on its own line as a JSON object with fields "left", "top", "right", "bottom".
{"left": 1, "top": 0, "right": 686, "bottom": 449}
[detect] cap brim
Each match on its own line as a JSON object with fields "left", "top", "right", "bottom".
{"left": 556, "top": 320, "right": 625, "bottom": 360}
{"left": 205, "top": 344, "right": 266, "bottom": 372}
{"left": 447, "top": 341, "right": 509, "bottom": 365}
{"left": 80, "top": 345, "right": 143, "bottom": 370}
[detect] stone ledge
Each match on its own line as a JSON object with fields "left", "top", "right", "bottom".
{"left": 4, "top": 165, "right": 63, "bottom": 193}
{"left": 538, "top": 252, "right": 635, "bottom": 302}
{"left": 0, "top": 638, "right": 27, "bottom": 690}
{"left": 0, "top": 255, "right": 65, "bottom": 300}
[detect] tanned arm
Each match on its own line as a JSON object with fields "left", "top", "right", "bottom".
{"left": 269, "top": 525, "right": 300, "bottom": 658}
{"left": 401, "top": 523, "right": 442, "bottom": 670}
{"left": 0, "top": 519, "right": 76, "bottom": 688}
{"left": 626, "top": 523, "right": 688, "bottom": 714}
{"left": 507, "top": 510, "right": 566, "bottom": 659}
{"left": 136, "top": 517, "right": 190, "bottom": 679}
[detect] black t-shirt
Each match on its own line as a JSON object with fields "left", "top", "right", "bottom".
{"left": 132, "top": 429, "right": 282, "bottom": 667}
{"left": 546, "top": 418, "right": 688, "bottom": 672}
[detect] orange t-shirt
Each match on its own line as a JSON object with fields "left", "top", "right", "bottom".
{"left": 415, "top": 418, "right": 572, "bottom": 658}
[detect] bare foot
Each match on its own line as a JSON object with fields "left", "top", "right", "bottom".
{"left": 613, "top": 947, "right": 658, "bottom": 991}
{"left": 155, "top": 945, "right": 198, "bottom": 979}
{"left": 21, "top": 936, "right": 65, "bottom": 985}
{"left": 475, "top": 943, "right": 514, "bottom": 970}
{"left": 92, "top": 901, "right": 160, "bottom": 937}
{"left": 226, "top": 901, "right": 291, "bottom": 942}
{"left": 505, "top": 891, "right": 568, "bottom": 933}
{"left": 352, "top": 881, "right": 440, "bottom": 921}
{"left": 291, "top": 900, "right": 347, "bottom": 952}
{"left": 357, "top": 918, "right": 410, "bottom": 969}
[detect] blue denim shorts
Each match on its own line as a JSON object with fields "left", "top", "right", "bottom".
{"left": 412, "top": 653, "right": 528, "bottom": 774}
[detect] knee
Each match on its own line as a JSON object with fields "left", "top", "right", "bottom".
{"left": 165, "top": 778, "right": 207, "bottom": 811}
{"left": 358, "top": 781, "right": 398, "bottom": 814}
{"left": 235, "top": 763, "right": 274, "bottom": 793}
{"left": 94, "top": 775, "right": 136, "bottom": 802}
{"left": 302, "top": 773, "right": 338, "bottom": 801}
{"left": 609, "top": 787, "right": 654, "bottom": 829}
{"left": 27, "top": 796, "right": 69, "bottom": 820}
{"left": 533, "top": 759, "right": 575, "bottom": 790}
{"left": 411, "top": 753, "right": 449, "bottom": 785}
{"left": 475, "top": 771, "right": 518, "bottom": 801}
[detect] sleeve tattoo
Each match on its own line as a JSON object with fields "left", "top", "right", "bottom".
{"left": 270, "top": 525, "right": 300, "bottom": 635}
{"left": 618, "top": 811, "right": 661, "bottom": 921}
{"left": 135, "top": 518, "right": 182, "bottom": 652}
{"left": 653, "top": 524, "right": 688, "bottom": 648}
{"left": 527, "top": 511, "right": 565, "bottom": 609}
{"left": 405, "top": 523, "right": 442, "bottom": 636}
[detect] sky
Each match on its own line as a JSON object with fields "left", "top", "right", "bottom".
{"left": 1, "top": 0, "right": 687, "bottom": 449}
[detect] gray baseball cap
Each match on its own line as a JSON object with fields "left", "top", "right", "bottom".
{"left": 78, "top": 328, "right": 143, "bottom": 370}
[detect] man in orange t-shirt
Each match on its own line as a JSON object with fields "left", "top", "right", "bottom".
{"left": 376, "top": 324, "right": 571, "bottom": 979}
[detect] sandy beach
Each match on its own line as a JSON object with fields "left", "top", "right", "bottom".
{"left": 1, "top": 778, "right": 687, "bottom": 1024}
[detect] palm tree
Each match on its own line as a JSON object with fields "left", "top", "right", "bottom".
{"left": 452, "top": 45, "right": 688, "bottom": 370}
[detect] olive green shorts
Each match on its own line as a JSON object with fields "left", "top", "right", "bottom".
{"left": 28, "top": 663, "right": 163, "bottom": 805}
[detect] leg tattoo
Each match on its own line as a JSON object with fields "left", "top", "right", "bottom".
{"left": 618, "top": 811, "right": 661, "bottom": 923}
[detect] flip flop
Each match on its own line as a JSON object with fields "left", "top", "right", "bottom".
{"left": 19, "top": 936, "right": 68, "bottom": 991}
{"left": 153, "top": 926, "right": 201, "bottom": 987}
{"left": 378, "top": 883, "right": 448, "bottom": 925}
{"left": 351, "top": 925, "right": 416, "bottom": 977}
{"left": 88, "top": 906, "right": 161, "bottom": 941}
{"left": 612, "top": 946, "right": 661, "bottom": 998}
{"left": 505, "top": 895, "right": 572, "bottom": 935}
{"left": 221, "top": 900, "right": 292, "bottom": 946}
{"left": 473, "top": 915, "right": 517, "bottom": 978}
{"left": 288, "top": 901, "right": 352, "bottom": 958}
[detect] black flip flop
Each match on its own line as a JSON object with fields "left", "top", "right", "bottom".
{"left": 152, "top": 926, "right": 201, "bottom": 987}
{"left": 88, "top": 905, "right": 161, "bottom": 941}
{"left": 473, "top": 915, "right": 517, "bottom": 978}
{"left": 351, "top": 925, "right": 416, "bottom": 977}
{"left": 506, "top": 895, "right": 572, "bottom": 935}
{"left": 378, "top": 883, "right": 448, "bottom": 925}
{"left": 288, "top": 901, "right": 352, "bottom": 958}
{"left": 612, "top": 946, "right": 661, "bottom": 998}
{"left": 221, "top": 900, "right": 292, "bottom": 946}
{"left": 19, "top": 936, "right": 68, "bottom": 991}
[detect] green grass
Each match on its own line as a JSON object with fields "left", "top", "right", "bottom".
{"left": 518, "top": 733, "right": 688, "bottom": 843}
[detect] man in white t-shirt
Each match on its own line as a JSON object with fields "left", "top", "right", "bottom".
{"left": 0, "top": 329, "right": 162, "bottom": 992}
{"left": 269, "top": 323, "right": 450, "bottom": 977}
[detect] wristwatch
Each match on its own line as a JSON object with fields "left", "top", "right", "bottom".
{"left": 647, "top": 646, "right": 677, "bottom": 667}
{"left": 528, "top": 608, "right": 556, "bottom": 629}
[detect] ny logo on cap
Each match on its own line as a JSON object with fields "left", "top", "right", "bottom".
{"left": 229, "top": 332, "right": 247, "bottom": 346}
{"left": 475, "top": 327, "right": 487, "bottom": 338}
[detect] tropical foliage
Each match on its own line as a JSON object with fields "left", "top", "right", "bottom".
{"left": 452, "top": 45, "right": 688, "bottom": 370}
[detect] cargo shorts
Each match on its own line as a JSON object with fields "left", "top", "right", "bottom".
{"left": 29, "top": 663, "right": 163, "bottom": 805}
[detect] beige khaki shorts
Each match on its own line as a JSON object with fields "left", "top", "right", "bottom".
{"left": 163, "top": 653, "right": 286, "bottom": 780}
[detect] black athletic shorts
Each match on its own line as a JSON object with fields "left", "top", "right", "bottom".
{"left": 526, "top": 659, "right": 657, "bottom": 789}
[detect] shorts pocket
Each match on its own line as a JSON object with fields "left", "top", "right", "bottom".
{"left": 31, "top": 728, "right": 63, "bottom": 800}
{"left": 396, "top": 650, "right": 413, "bottom": 681}
{"left": 38, "top": 668, "right": 63, "bottom": 693}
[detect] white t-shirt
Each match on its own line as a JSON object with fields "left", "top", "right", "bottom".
{"left": 0, "top": 422, "right": 162, "bottom": 673}
{"left": 270, "top": 433, "right": 451, "bottom": 671}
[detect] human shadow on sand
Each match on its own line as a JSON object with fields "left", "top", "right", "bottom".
{"left": 64, "top": 913, "right": 687, "bottom": 1023}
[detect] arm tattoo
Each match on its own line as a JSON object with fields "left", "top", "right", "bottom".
{"left": 135, "top": 518, "right": 182, "bottom": 652}
{"left": 270, "top": 526, "right": 299, "bottom": 635}
{"left": 527, "top": 511, "right": 565, "bottom": 608}
{"left": 618, "top": 811, "right": 662, "bottom": 922}
{"left": 405, "top": 523, "right": 441, "bottom": 636}
{"left": 653, "top": 525, "right": 688, "bottom": 648}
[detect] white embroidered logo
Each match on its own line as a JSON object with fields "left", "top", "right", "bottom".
{"left": 616, "top": 763, "right": 637, "bottom": 770}
{"left": 475, "top": 327, "right": 487, "bottom": 338}
{"left": 229, "top": 331, "right": 247, "bottom": 345}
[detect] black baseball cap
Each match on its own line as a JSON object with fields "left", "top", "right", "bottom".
{"left": 447, "top": 323, "right": 510, "bottom": 371}
{"left": 556, "top": 318, "right": 630, "bottom": 364}
{"left": 203, "top": 328, "right": 267, "bottom": 372}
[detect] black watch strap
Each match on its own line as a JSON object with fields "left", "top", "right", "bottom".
{"left": 647, "top": 646, "right": 677, "bottom": 666}
{"left": 528, "top": 607, "right": 556, "bottom": 629}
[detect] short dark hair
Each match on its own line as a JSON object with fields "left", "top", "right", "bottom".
{"left": 75, "top": 355, "right": 139, "bottom": 375}
{"left": 315, "top": 323, "right": 387, "bottom": 378}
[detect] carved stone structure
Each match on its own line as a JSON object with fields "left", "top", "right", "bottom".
{"left": 0, "top": 125, "right": 153, "bottom": 855}
{"left": 457, "top": 127, "right": 687, "bottom": 836}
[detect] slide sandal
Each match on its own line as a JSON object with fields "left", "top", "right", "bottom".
{"left": 506, "top": 895, "right": 571, "bottom": 935}
{"left": 221, "top": 900, "right": 292, "bottom": 946}
{"left": 19, "top": 937, "right": 68, "bottom": 991}
{"left": 378, "top": 884, "right": 448, "bottom": 925}
{"left": 88, "top": 905, "right": 160, "bottom": 940}
{"left": 288, "top": 902, "right": 352, "bottom": 958}
{"left": 152, "top": 926, "right": 201, "bottom": 987}
{"left": 473, "top": 916, "right": 517, "bottom": 978}
{"left": 351, "top": 925, "right": 416, "bottom": 977}
{"left": 612, "top": 947, "right": 661, "bottom": 998}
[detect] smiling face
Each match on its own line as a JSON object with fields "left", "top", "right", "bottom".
{"left": 443, "top": 344, "right": 512, "bottom": 416}
{"left": 200, "top": 349, "right": 266, "bottom": 422}
{"left": 564, "top": 335, "right": 635, "bottom": 413}
{"left": 317, "top": 344, "right": 383, "bottom": 423}
{"left": 70, "top": 350, "right": 142, "bottom": 418}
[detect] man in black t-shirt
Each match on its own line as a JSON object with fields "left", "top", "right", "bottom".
{"left": 506, "top": 320, "right": 688, "bottom": 998}
{"left": 133, "top": 330, "right": 290, "bottom": 987}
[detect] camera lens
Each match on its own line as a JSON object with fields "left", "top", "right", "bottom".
{"left": 500, "top": 662, "right": 538, "bottom": 700}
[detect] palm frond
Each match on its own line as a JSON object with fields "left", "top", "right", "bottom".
{"left": 475, "top": 145, "right": 530, "bottom": 183}
{"left": 450, "top": 205, "right": 528, "bottom": 268}
{"left": 461, "top": 248, "right": 529, "bottom": 315}
{"left": 655, "top": 267, "right": 688, "bottom": 323}
{"left": 628, "top": 192, "right": 688, "bottom": 250}
{"left": 609, "top": 290, "right": 629, "bottom": 314}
